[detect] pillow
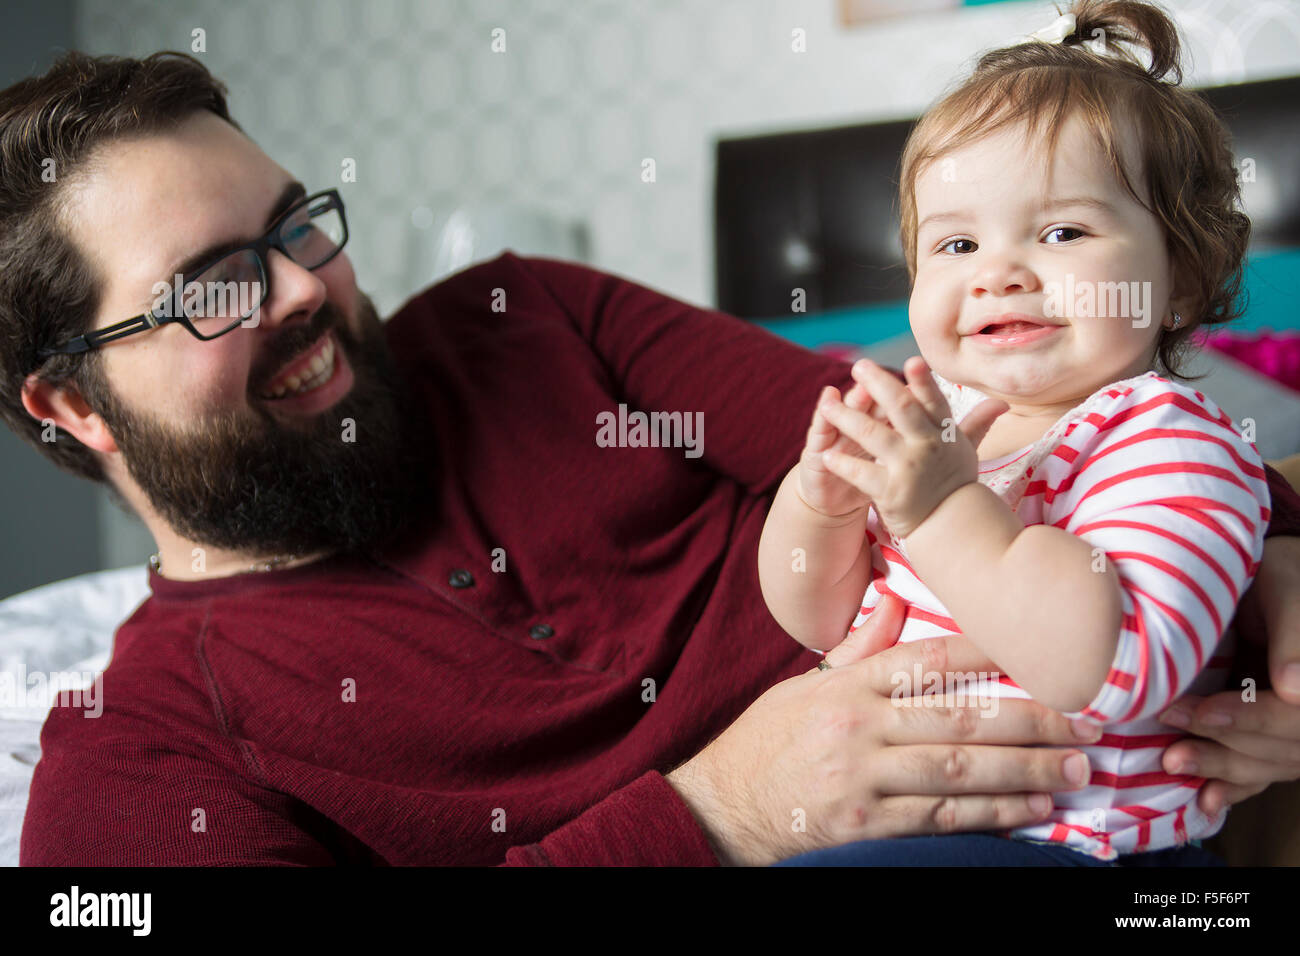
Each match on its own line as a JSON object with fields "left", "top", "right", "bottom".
{"left": 0, "top": 565, "right": 149, "bottom": 867}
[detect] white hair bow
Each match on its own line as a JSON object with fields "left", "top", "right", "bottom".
{"left": 1019, "top": 12, "right": 1076, "bottom": 45}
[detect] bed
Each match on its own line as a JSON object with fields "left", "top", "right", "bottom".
{"left": 0, "top": 566, "right": 148, "bottom": 865}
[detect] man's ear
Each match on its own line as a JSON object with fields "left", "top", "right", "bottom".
{"left": 21, "top": 372, "right": 119, "bottom": 455}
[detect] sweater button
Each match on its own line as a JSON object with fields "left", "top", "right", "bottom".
{"left": 449, "top": 569, "right": 474, "bottom": 589}
{"left": 529, "top": 624, "right": 554, "bottom": 640}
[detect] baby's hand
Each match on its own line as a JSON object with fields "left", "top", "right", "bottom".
{"left": 796, "top": 381, "right": 884, "bottom": 518}
{"left": 818, "top": 357, "right": 1008, "bottom": 538}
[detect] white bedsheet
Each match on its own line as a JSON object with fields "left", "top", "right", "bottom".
{"left": 0, "top": 565, "right": 149, "bottom": 867}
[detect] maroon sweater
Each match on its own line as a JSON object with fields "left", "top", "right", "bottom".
{"left": 21, "top": 254, "right": 1300, "bottom": 866}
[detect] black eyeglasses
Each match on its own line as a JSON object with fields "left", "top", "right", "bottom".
{"left": 37, "top": 188, "right": 349, "bottom": 360}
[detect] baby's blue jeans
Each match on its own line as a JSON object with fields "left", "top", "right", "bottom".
{"left": 772, "top": 833, "right": 1225, "bottom": 866}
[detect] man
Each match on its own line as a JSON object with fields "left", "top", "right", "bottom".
{"left": 7, "top": 52, "right": 1300, "bottom": 866}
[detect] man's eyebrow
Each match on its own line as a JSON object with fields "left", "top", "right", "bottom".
{"left": 160, "top": 180, "right": 308, "bottom": 281}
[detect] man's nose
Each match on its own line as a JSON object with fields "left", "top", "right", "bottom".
{"left": 251, "top": 248, "right": 328, "bottom": 330}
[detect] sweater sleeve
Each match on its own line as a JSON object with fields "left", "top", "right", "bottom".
{"left": 509, "top": 254, "right": 857, "bottom": 497}
{"left": 1049, "top": 379, "right": 1272, "bottom": 724}
{"left": 500, "top": 771, "right": 720, "bottom": 866}
{"left": 1263, "top": 462, "right": 1300, "bottom": 538}
{"left": 21, "top": 677, "right": 343, "bottom": 867}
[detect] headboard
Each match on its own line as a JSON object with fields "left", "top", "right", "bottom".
{"left": 714, "top": 74, "right": 1300, "bottom": 319}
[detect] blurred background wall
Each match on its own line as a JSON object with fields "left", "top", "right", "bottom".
{"left": 4, "top": 0, "right": 1300, "bottom": 597}
{"left": 0, "top": 1, "right": 96, "bottom": 599}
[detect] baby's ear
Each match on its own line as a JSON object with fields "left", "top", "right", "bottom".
{"left": 1167, "top": 291, "right": 1198, "bottom": 326}
{"left": 1166, "top": 264, "right": 1200, "bottom": 321}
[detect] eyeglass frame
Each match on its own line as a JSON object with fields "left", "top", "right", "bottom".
{"left": 36, "top": 188, "right": 349, "bottom": 361}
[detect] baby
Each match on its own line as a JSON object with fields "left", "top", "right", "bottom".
{"left": 759, "top": 0, "right": 1271, "bottom": 863}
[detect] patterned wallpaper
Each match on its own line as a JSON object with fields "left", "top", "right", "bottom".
{"left": 73, "top": 0, "right": 1300, "bottom": 568}
{"left": 74, "top": 0, "right": 1300, "bottom": 316}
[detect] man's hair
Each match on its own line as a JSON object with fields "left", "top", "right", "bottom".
{"left": 897, "top": 0, "right": 1250, "bottom": 379}
{"left": 0, "top": 50, "right": 237, "bottom": 484}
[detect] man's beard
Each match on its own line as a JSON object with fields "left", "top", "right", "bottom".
{"left": 91, "top": 294, "right": 436, "bottom": 559}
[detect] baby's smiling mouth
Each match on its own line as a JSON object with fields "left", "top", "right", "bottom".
{"left": 967, "top": 313, "right": 1060, "bottom": 336}
{"left": 978, "top": 320, "right": 1046, "bottom": 334}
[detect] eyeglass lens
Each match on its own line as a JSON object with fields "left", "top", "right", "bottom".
{"left": 183, "top": 197, "right": 346, "bottom": 339}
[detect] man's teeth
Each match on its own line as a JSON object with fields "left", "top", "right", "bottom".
{"left": 261, "top": 339, "right": 336, "bottom": 399}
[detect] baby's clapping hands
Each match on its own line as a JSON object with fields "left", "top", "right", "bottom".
{"left": 814, "top": 357, "right": 1008, "bottom": 538}
{"left": 796, "top": 377, "right": 884, "bottom": 519}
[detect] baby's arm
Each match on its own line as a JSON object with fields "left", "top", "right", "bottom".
{"left": 759, "top": 383, "right": 882, "bottom": 652}
{"left": 758, "top": 466, "right": 873, "bottom": 652}
{"left": 903, "top": 484, "right": 1123, "bottom": 713}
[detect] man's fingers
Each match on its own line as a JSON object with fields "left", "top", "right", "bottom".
{"left": 877, "top": 694, "right": 1100, "bottom": 747}
{"left": 875, "top": 792, "right": 1054, "bottom": 836}
{"left": 1196, "top": 779, "right": 1267, "bottom": 817}
{"left": 1159, "top": 689, "right": 1300, "bottom": 744}
{"left": 862, "top": 637, "right": 1103, "bottom": 746}
{"left": 857, "top": 635, "right": 1004, "bottom": 699}
{"left": 1162, "top": 735, "right": 1298, "bottom": 789}
{"left": 871, "top": 743, "right": 1091, "bottom": 796}
{"left": 823, "top": 593, "right": 905, "bottom": 666}
{"left": 1177, "top": 728, "right": 1300, "bottom": 766}
{"left": 1259, "top": 537, "right": 1300, "bottom": 704}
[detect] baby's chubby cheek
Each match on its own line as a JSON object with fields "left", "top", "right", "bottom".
{"left": 907, "top": 316, "right": 962, "bottom": 383}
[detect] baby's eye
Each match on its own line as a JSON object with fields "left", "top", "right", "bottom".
{"left": 1043, "top": 226, "right": 1085, "bottom": 243}
{"left": 938, "top": 237, "right": 977, "bottom": 255}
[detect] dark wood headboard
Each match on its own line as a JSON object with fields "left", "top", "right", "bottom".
{"left": 714, "top": 75, "right": 1300, "bottom": 317}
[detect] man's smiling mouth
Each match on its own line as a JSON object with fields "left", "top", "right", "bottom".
{"left": 258, "top": 332, "right": 337, "bottom": 399}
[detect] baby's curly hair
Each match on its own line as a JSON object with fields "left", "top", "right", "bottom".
{"left": 897, "top": 0, "right": 1250, "bottom": 379}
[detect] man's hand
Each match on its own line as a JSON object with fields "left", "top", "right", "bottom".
{"left": 1157, "top": 535, "right": 1300, "bottom": 816}
{"left": 665, "top": 594, "right": 1099, "bottom": 866}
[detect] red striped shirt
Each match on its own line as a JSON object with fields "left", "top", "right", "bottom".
{"left": 850, "top": 371, "right": 1270, "bottom": 861}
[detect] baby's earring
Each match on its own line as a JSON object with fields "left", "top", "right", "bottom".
{"left": 1167, "top": 311, "right": 1184, "bottom": 329}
